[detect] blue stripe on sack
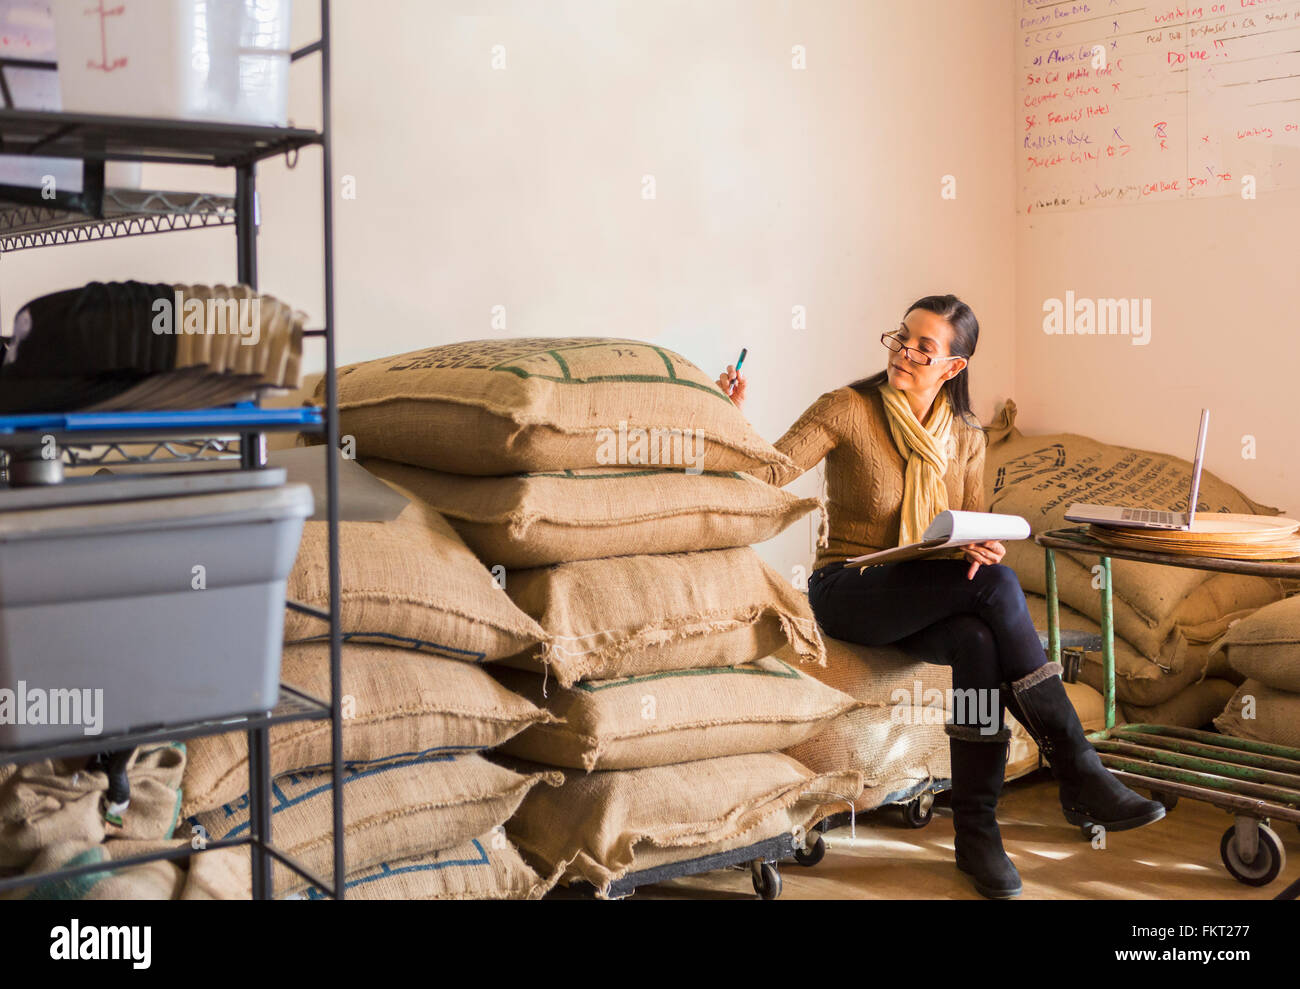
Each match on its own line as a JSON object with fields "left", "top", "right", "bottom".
{"left": 288, "top": 631, "right": 489, "bottom": 662}
{"left": 191, "top": 751, "right": 461, "bottom": 840}
{"left": 302, "top": 839, "right": 492, "bottom": 900}
{"left": 287, "top": 742, "right": 481, "bottom": 776}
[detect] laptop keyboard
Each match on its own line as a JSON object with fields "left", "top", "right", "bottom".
{"left": 1120, "top": 508, "right": 1180, "bottom": 525}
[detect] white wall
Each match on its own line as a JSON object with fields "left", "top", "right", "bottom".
{"left": 1013, "top": 187, "right": 1300, "bottom": 518}
{"left": 2, "top": 0, "right": 1016, "bottom": 580}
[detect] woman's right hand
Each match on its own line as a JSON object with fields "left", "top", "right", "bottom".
{"left": 716, "top": 366, "right": 747, "bottom": 409}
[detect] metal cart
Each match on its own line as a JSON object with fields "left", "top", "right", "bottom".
{"left": 563, "top": 832, "right": 800, "bottom": 900}
{"left": 813, "top": 777, "right": 953, "bottom": 834}
{"left": 1037, "top": 527, "right": 1300, "bottom": 891}
{"left": 566, "top": 790, "right": 862, "bottom": 900}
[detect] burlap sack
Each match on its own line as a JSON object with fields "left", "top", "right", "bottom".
{"left": 1015, "top": 545, "right": 1284, "bottom": 660}
{"left": 1210, "top": 595, "right": 1300, "bottom": 692}
{"left": 628, "top": 784, "right": 847, "bottom": 876}
{"left": 787, "top": 702, "right": 950, "bottom": 804}
{"left": 1004, "top": 717, "right": 1042, "bottom": 782}
{"left": 320, "top": 337, "right": 794, "bottom": 475}
{"left": 155, "top": 831, "right": 551, "bottom": 901}
{"left": 2, "top": 839, "right": 186, "bottom": 901}
{"left": 191, "top": 753, "right": 561, "bottom": 898}
{"left": 1120, "top": 677, "right": 1239, "bottom": 729}
{"left": 11, "top": 838, "right": 315, "bottom": 901}
{"left": 777, "top": 636, "right": 951, "bottom": 788}
{"left": 492, "top": 657, "right": 862, "bottom": 771}
{"left": 1206, "top": 628, "right": 1248, "bottom": 684}
{"left": 0, "top": 744, "right": 185, "bottom": 871}
{"left": 986, "top": 401, "right": 1282, "bottom": 636}
{"left": 497, "top": 547, "right": 826, "bottom": 687}
{"left": 181, "top": 642, "right": 554, "bottom": 817}
{"left": 95, "top": 841, "right": 279, "bottom": 900}
{"left": 179, "top": 843, "right": 259, "bottom": 899}
{"left": 360, "top": 458, "right": 824, "bottom": 569}
{"left": 282, "top": 471, "right": 547, "bottom": 661}
{"left": 500, "top": 751, "right": 860, "bottom": 897}
{"left": 296, "top": 831, "right": 550, "bottom": 900}
{"left": 1213, "top": 679, "right": 1300, "bottom": 748}
{"left": 1023, "top": 593, "right": 1211, "bottom": 707}
{"left": 1198, "top": 608, "right": 1259, "bottom": 684}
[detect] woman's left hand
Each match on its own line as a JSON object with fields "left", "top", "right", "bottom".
{"left": 962, "top": 540, "right": 1006, "bottom": 580}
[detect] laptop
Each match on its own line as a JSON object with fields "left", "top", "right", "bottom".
{"left": 1064, "top": 409, "right": 1209, "bottom": 531}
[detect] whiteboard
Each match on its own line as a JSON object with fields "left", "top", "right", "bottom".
{"left": 1017, "top": 0, "right": 1300, "bottom": 212}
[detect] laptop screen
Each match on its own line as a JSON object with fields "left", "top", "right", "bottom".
{"left": 1186, "top": 409, "right": 1210, "bottom": 527}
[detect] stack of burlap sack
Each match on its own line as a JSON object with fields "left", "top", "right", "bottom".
{"left": 318, "top": 337, "right": 866, "bottom": 897}
{"left": 174, "top": 454, "right": 573, "bottom": 900}
{"left": 984, "top": 400, "right": 1287, "bottom": 730}
{"left": 1211, "top": 594, "right": 1300, "bottom": 748}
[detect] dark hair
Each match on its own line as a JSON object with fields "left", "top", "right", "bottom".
{"left": 847, "top": 294, "right": 979, "bottom": 424}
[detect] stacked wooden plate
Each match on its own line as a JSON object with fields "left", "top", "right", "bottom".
{"left": 1087, "top": 514, "right": 1300, "bottom": 559}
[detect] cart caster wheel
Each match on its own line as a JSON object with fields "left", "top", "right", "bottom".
{"left": 1149, "top": 790, "right": 1178, "bottom": 811}
{"left": 900, "top": 792, "right": 934, "bottom": 829}
{"left": 751, "top": 861, "right": 782, "bottom": 900}
{"left": 1220, "top": 823, "right": 1285, "bottom": 887}
{"left": 794, "top": 834, "right": 825, "bottom": 867}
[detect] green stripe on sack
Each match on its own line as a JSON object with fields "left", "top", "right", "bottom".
{"left": 547, "top": 349, "right": 572, "bottom": 381}
{"left": 653, "top": 346, "right": 678, "bottom": 380}
{"left": 490, "top": 367, "right": 729, "bottom": 400}
{"left": 573, "top": 660, "right": 802, "bottom": 693}
{"left": 23, "top": 848, "right": 108, "bottom": 901}
{"left": 490, "top": 343, "right": 727, "bottom": 401}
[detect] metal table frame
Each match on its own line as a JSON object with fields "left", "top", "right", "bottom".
{"left": 1037, "top": 527, "right": 1300, "bottom": 893}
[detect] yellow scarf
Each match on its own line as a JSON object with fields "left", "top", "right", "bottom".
{"left": 879, "top": 382, "right": 954, "bottom": 546}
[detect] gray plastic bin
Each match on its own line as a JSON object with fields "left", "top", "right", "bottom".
{"left": 0, "top": 481, "right": 313, "bottom": 748}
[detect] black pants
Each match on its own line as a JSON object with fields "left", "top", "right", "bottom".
{"left": 807, "top": 560, "right": 1048, "bottom": 734}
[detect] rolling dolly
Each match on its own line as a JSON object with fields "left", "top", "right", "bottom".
{"left": 811, "top": 777, "right": 952, "bottom": 835}
{"left": 566, "top": 832, "right": 798, "bottom": 900}
{"left": 1037, "top": 527, "right": 1300, "bottom": 891}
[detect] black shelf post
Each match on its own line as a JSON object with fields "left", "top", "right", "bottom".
{"left": 320, "top": 0, "right": 346, "bottom": 899}
{"left": 247, "top": 726, "right": 274, "bottom": 899}
{"left": 236, "top": 162, "right": 266, "bottom": 471}
{"left": 235, "top": 165, "right": 258, "bottom": 289}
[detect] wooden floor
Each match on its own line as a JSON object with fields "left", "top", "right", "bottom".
{"left": 628, "top": 770, "right": 1300, "bottom": 900}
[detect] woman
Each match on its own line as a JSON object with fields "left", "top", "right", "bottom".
{"left": 718, "top": 294, "right": 1165, "bottom": 899}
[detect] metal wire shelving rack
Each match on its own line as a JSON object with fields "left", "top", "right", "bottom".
{"left": 0, "top": 0, "right": 345, "bottom": 901}
{"left": 0, "top": 188, "right": 236, "bottom": 253}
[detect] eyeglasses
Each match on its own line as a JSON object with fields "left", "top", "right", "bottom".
{"left": 881, "top": 330, "right": 963, "bottom": 368}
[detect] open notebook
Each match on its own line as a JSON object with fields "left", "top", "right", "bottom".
{"left": 846, "top": 510, "right": 1031, "bottom": 567}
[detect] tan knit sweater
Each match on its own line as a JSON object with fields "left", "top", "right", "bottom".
{"left": 746, "top": 384, "right": 988, "bottom": 572}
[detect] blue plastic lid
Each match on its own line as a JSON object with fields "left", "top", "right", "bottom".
{"left": 0, "top": 403, "right": 322, "bottom": 435}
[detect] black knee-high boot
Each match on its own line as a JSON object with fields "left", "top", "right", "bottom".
{"left": 1005, "top": 662, "right": 1165, "bottom": 831}
{"left": 946, "top": 723, "right": 1022, "bottom": 899}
